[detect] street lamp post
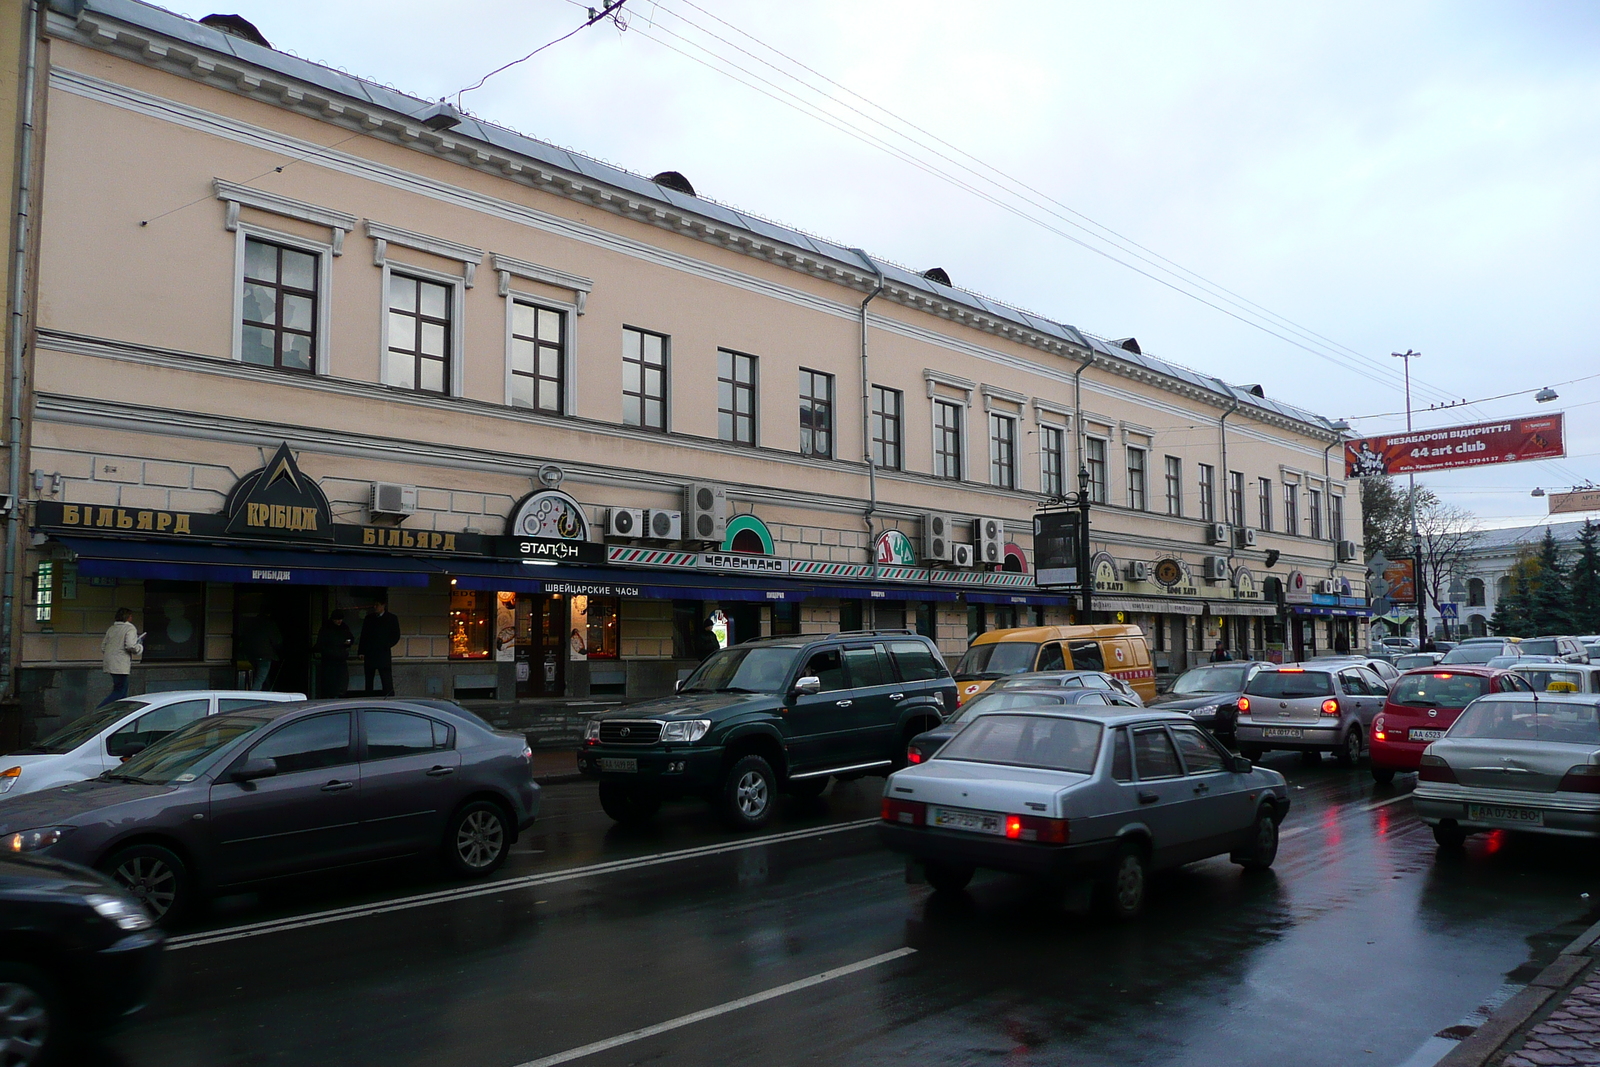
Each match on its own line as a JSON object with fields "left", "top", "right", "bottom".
{"left": 1392, "top": 349, "right": 1427, "bottom": 646}
{"left": 1078, "top": 463, "right": 1093, "bottom": 620}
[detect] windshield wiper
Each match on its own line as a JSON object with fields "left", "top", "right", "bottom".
{"left": 1404, "top": 699, "right": 1440, "bottom": 707}
{"left": 101, "top": 771, "right": 151, "bottom": 784}
{"left": 717, "top": 686, "right": 762, "bottom": 694}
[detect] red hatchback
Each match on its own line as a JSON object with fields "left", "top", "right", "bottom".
{"left": 1369, "top": 667, "right": 1535, "bottom": 783}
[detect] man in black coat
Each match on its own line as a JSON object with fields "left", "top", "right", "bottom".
{"left": 359, "top": 600, "right": 401, "bottom": 696}
{"left": 315, "top": 609, "right": 355, "bottom": 698}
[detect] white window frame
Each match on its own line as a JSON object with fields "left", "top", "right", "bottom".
{"left": 379, "top": 259, "right": 467, "bottom": 397}
{"left": 230, "top": 223, "right": 334, "bottom": 376}
{"left": 501, "top": 288, "right": 577, "bottom": 413}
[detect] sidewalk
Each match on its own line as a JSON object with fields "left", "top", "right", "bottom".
{"left": 1440, "top": 915, "right": 1600, "bottom": 1066}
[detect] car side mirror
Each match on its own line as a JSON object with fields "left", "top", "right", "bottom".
{"left": 1230, "top": 755, "right": 1253, "bottom": 773}
{"left": 232, "top": 756, "right": 278, "bottom": 783}
{"left": 792, "top": 675, "right": 822, "bottom": 696}
{"left": 674, "top": 679, "right": 684, "bottom": 692}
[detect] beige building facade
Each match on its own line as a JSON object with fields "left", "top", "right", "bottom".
{"left": 14, "top": 0, "right": 1367, "bottom": 735}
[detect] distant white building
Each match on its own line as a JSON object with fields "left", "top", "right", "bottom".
{"left": 1427, "top": 519, "right": 1592, "bottom": 638}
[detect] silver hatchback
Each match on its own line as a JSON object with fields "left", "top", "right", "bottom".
{"left": 1234, "top": 665, "right": 1388, "bottom": 765}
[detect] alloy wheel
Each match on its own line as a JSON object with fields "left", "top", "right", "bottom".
{"left": 736, "top": 771, "right": 770, "bottom": 818}
{"left": 455, "top": 810, "right": 505, "bottom": 870}
{"left": 114, "top": 855, "right": 177, "bottom": 918}
{"left": 1346, "top": 731, "right": 1362, "bottom": 763}
{"left": 0, "top": 982, "right": 47, "bottom": 1067}
{"left": 1115, "top": 854, "right": 1144, "bottom": 912}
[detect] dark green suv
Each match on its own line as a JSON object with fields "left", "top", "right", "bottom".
{"left": 578, "top": 630, "right": 956, "bottom": 829}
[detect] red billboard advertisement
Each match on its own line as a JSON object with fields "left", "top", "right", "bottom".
{"left": 1344, "top": 414, "right": 1565, "bottom": 478}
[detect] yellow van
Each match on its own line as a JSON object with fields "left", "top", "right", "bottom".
{"left": 952, "top": 624, "right": 1155, "bottom": 704}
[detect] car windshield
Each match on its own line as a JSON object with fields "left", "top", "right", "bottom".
{"left": 680, "top": 646, "right": 801, "bottom": 694}
{"left": 1518, "top": 669, "right": 1588, "bottom": 694}
{"left": 109, "top": 714, "right": 271, "bottom": 785}
{"left": 1441, "top": 645, "right": 1505, "bottom": 664}
{"left": 935, "top": 713, "right": 1103, "bottom": 773}
{"left": 946, "top": 690, "right": 1073, "bottom": 724}
{"left": 1451, "top": 699, "right": 1600, "bottom": 745}
{"left": 1170, "top": 666, "right": 1248, "bottom": 695}
{"left": 1245, "top": 671, "right": 1335, "bottom": 698}
{"left": 14, "top": 699, "right": 153, "bottom": 755}
{"left": 954, "top": 642, "right": 1040, "bottom": 679}
{"left": 1389, "top": 672, "right": 1489, "bottom": 708}
{"left": 1394, "top": 655, "right": 1439, "bottom": 670}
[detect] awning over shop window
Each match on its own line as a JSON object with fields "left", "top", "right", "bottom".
{"left": 1094, "top": 596, "right": 1205, "bottom": 616}
{"left": 59, "top": 537, "right": 435, "bottom": 587}
{"left": 804, "top": 584, "right": 964, "bottom": 603}
{"left": 1290, "top": 604, "right": 1376, "bottom": 617}
{"left": 1206, "top": 602, "right": 1279, "bottom": 617}
{"left": 965, "top": 591, "right": 1078, "bottom": 606}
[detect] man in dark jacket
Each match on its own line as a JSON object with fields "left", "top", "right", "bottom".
{"left": 315, "top": 609, "right": 355, "bottom": 698}
{"left": 359, "top": 600, "right": 401, "bottom": 696}
{"left": 693, "top": 616, "right": 721, "bottom": 661}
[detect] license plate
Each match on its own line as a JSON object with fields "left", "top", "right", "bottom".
{"left": 1264, "top": 728, "right": 1303, "bottom": 739}
{"left": 598, "top": 757, "right": 637, "bottom": 773}
{"left": 1408, "top": 728, "right": 1445, "bottom": 742}
{"left": 928, "top": 806, "right": 1004, "bottom": 835}
{"left": 1468, "top": 804, "right": 1543, "bottom": 826}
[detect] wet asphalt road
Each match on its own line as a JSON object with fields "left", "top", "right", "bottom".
{"left": 94, "top": 753, "right": 1600, "bottom": 1067}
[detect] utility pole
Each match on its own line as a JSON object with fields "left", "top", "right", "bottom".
{"left": 1393, "top": 350, "right": 1426, "bottom": 646}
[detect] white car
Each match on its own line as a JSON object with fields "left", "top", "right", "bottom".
{"left": 0, "top": 690, "right": 303, "bottom": 800}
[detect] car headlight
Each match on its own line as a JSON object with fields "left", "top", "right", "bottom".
{"left": 583, "top": 721, "right": 601, "bottom": 741}
{"left": 1191, "top": 704, "right": 1217, "bottom": 719}
{"left": 660, "top": 719, "right": 711, "bottom": 743}
{"left": 85, "top": 892, "right": 154, "bottom": 932}
{"left": 0, "top": 766, "right": 18, "bottom": 794}
{"left": 4, "top": 826, "right": 72, "bottom": 852}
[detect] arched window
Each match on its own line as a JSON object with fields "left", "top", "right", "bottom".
{"left": 1468, "top": 614, "right": 1488, "bottom": 637}
{"left": 1496, "top": 575, "right": 1511, "bottom": 601}
{"left": 1467, "top": 578, "right": 1485, "bottom": 607}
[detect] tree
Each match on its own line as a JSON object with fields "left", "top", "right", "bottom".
{"left": 1490, "top": 547, "right": 1538, "bottom": 636}
{"left": 1569, "top": 522, "right": 1600, "bottom": 634}
{"left": 1361, "top": 477, "right": 1417, "bottom": 560}
{"left": 1415, "top": 499, "right": 1480, "bottom": 638}
{"left": 1527, "top": 528, "right": 1575, "bottom": 635}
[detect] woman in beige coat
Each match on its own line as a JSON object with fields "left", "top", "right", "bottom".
{"left": 99, "top": 608, "right": 143, "bottom": 707}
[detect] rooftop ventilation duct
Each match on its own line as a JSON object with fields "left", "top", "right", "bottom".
{"left": 200, "top": 13, "right": 270, "bottom": 48}
{"left": 921, "top": 267, "right": 952, "bottom": 286}
{"left": 652, "top": 171, "right": 696, "bottom": 197}
{"left": 1114, "top": 337, "right": 1141, "bottom": 354}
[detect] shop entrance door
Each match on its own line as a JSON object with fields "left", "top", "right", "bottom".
{"left": 233, "top": 586, "right": 315, "bottom": 694}
{"left": 1168, "top": 617, "right": 1188, "bottom": 674}
{"left": 516, "top": 594, "right": 566, "bottom": 698}
{"left": 726, "top": 603, "right": 763, "bottom": 646}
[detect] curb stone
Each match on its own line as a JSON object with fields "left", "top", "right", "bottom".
{"left": 1436, "top": 915, "right": 1600, "bottom": 1067}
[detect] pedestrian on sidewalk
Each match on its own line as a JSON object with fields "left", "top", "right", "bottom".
{"left": 1209, "top": 641, "right": 1234, "bottom": 663}
{"left": 98, "top": 608, "right": 143, "bottom": 707}
{"left": 242, "top": 610, "right": 283, "bottom": 691}
{"left": 359, "top": 599, "right": 401, "bottom": 696}
{"left": 315, "top": 609, "right": 355, "bottom": 698}
{"left": 694, "top": 616, "right": 721, "bottom": 661}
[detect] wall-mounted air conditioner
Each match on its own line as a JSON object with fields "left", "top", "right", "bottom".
{"left": 642, "top": 508, "right": 683, "bottom": 541}
{"left": 1203, "top": 555, "right": 1230, "bottom": 581}
{"left": 1207, "top": 523, "right": 1230, "bottom": 545}
{"left": 1126, "top": 560, "right": 1150, "bottom": 582}
{"left": 923, "top": 513, "right": 955, "bottom": 561}
{"left": 1236, "top": 527, "right": 1258, "bottom": 548}
{"left": 975, "top": 517, "right": 1005, "bottom": 566}
{"left": 951, "top": 542, "right": 975, "bottom": 568}
{"left": 606, "top": 507, "right": 645, "bottom": 538}
{"left": 684, "top": 483, "right": 727, "bottom": 541}
{"left": 370, "top": 482, "right": 417, "bottom": 517}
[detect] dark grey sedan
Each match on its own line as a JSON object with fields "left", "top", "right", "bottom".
{"left": 0, "top": 700, "right": 539, "bottom": 923}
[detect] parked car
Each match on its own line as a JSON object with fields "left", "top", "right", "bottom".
{"left": 879, "top": 706, "right": 1290, "bottom": 918}
{"left": 1393, "top": 652, "right": 1445, "bottom": 671}
{"left": 0, "top": 691, "right": 303, "bottom": 801}
{"left": 579, "top": 630, "right": 956, "bottom": 829}
{"left": 1516, "top": 636, "right": 1591, "bottom": 664}
{"left": 995, "top": 669, "right": 1144, "bottom": 704}
{"left": 1413, "top": 693, "right": 1600, "bottom": 847}
{"left": 1303, "top": 655, "right": 1401, "bottom": 688}
{"left": 0, "top": 699, "right": 539, "bottom": 923}
{"left": 905, "top": 687, "right": 1141, "bottom": 764}
{"left": 1512, "top": 663, "right": 1600, "bottom": 695}
{"left": 1380, "top": 636, "right": 1420, "bottom": 653}
{"left": 1150, "top": 661, "right": 1277, "bottom": 744}
{"left": 952, "top": 625, "right": 1155, "bottom": 705}
{"left": 1583, "top": 640, "right": 1600, "bottom": 664}
{"left": 1234, "top": 664, "right": 1388, "bottom": 765}
{"left": 1434, "top": 641, "right": 1458, "bottom": 654}
{"left": 1441, "top": 642, "right": 1522, "bottom": 665}
{"left": 0, "top": 852, "right": 163, "bottom": 1064}
{"left": 1369, "top": 667, "right": 1533, "bottom": 784}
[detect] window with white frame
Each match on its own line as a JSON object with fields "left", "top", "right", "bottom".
{"left": 240, "top": 236, "right": 319, "bottom": 374}
{"left": 1308, "top": 487, "right": 1323, "bottom": 539}
{"left": 1086, "top": 437, "right": 1108, "bottom": 504}
{"left": 1165, "top": 456, "right": 1182, "bottom": 517}
{"left": 990, "top": 413, "right": 1017, "bottom": 489}
{"left": 509, "top": 301, "right": 565, "bottom": 413}
{"left": 385, "top": 273, "right": 452, "bottom": 394}
{"left": 1127, "top": 447, "right": 1148, "bottom": 510}
{"left": 934, "top": 399, "right": 963, "bottom": 479}
{"left": 1041, "top": 424, "right": 1065, "bottom": 497}
{"left": 1198, "top": 463, "right": 1216, "bottom": 523}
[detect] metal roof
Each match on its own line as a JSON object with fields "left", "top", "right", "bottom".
{"left": 67, "top": 0, "right": 1341, "bottom": 436}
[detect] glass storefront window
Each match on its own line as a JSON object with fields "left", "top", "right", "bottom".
{"left": 449, "top": 589, "right": 493, "bottom": 659}
{"left": 586, "top": 596, "right": 620, "bottom": 659}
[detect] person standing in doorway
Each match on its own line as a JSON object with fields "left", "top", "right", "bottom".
{"left": 243, "top": 610, "right": 283, "bottom": 691}
{"left": 98, "top": 608, "right": 143, "bottom": 707}
{"left": 315, "top": 609, "right": 355, "bottom": 698}
{"left": 693, "top": 616, "right": 721, "bottom": 661}
{"left": 360, "top": 599, "right": 401, "bottom": 696}
{"left": 1209, "top": 641, "right": 1234, "bottom": 663}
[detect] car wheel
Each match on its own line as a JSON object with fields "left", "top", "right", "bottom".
{"left": 0, "top": 963, "right": 57, "bottom": 1067}
{"left": 922, "top": 860, "right": 975, "bottom": 895}
{"left": 1239, "top": 744, "right": 1265, "bottom": 761}
{"left": 785, "top": 775, "right": 829, "bottom": 801}
{"left": 100, "top": 842, "right": 191, "bottom": 926}
{"left": 598, "top": 782, "right": 662, "bottom": 826}
{"left": 1334, "top": 729, "right": 1362, "bottom": 767}
{"left": 1300, "top": 750, "right": 1323, "bottom": 766}
{"left": 1095, "top": 841, "right": 1149, "bottom": 920}
{"left": 444, "top": 800, "right": 510, "bottom": 878}
{"left": 1433, "top": 820, "right": 1468, "bottom": 850}
{"left": 1371, "top": 767, "right": 1396, "bottom": 786}
{"left": 720, "top": 754, "right": 777, "bottom": 830}
{"left": 1232, "top": 808, "right": 1279, "bottom": 871}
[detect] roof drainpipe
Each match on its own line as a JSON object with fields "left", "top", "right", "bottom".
{"left": 1072, "top": 348, "right": 1095, "bottom": 488}
{"left": 1218, "top": 397, "right": 1241, "bottom": 561}
{"left": 851, "top": 249, "right": 885, "bottom": 582}
{"left": 2, "top": 2, "right": 40, "bottom": 700}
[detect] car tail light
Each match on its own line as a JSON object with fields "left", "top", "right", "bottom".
{"left": 1559, "top": 765, "right": 1600, "bottom": 794}
{"left": 1418, "top": 754, "right": 1457, "bottom": 783}
{"left": 1237, "top": 696, "right": 1251, "bottom": 714}
{"left": 1373, "top": 715, "right": 1386, "bottom": 742}
{"left": 906, "top": 746, "right": 925, "bottom": 765}
{"left": 1004, "top": 813, "right": 1069, "bottom": 844}
{"left": 881, "top": 797, "right": 925, "bottom": 826}
{"left": 1280, "top": 668, "right": 1305, "bottom": 673}
{"left": 1321, "top": 698, "right": 1340, "bottom": 717}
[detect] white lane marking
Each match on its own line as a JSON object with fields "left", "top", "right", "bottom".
{"left": 1278, "top": 791, "right": 1413, "bottom": 841}
{"left": 512, "top": 948, "right": 917, "bottom": 1067}
{"left": 167, "top": 818, "right": 879, "bottom": 951}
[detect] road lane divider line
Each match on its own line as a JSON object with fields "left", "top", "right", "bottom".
{"left": 1363, "top": 793, "right": 1412, "bottom": 812}
{"left": 1277, "top": 791, "right": 1414, "bottom": 843}
{"left": 167, "top": 818, "right": 880, "bottom": 951}
{"left": 511, "top": 947, "right": 917, "bottom": 1067}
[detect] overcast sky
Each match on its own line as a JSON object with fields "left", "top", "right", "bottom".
{"left": 194, "top": 1, "right": 1599, "bottom": 528}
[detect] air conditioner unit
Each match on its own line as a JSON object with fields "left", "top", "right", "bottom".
{"left": 1337, "top": 539, "right": 1358, "bottom": 562}
{"left": 1316, "top": 579, "right": 1338, "bottom": 595}
{"left": 1236, "top": 527, "right": 1258, "bottom": 548}
{"left": 642, "top": 508, "right": 683, "bottom": 541}
{"left": 975, "top": 517, "right": 1005, "bottom": 566}
{"left": 1207, "top": 523, "right": 1230, "bottom": 545}
{"left": 951, "top": 542, "right": 975, "bottom": 568}
{"left": 683, "top": 483, "right": 727, "bottom": 542}
{"left": 1126, "top": 560, "right": 1150, "bottom": 582}
{"left": 923, "top": 513, "right": 954, "bottom": 562}
{"left": 606, "top": 507, "right": 645, "bottom": 538}
{"left": 1203, "top": 555, "right": 1230, "bottom": 581}
{"left": 370, "top": 482, "right": 417, "bottom": 517}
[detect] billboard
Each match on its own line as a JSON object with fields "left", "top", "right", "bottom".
{"left": 1549, "top": 489, "right": 1600, "bottom": 515}
{"left": 1033, "top": 510, "right": 1079, "bottom": 588}
{"left": 1344, "top": 414, "right": 1565, "bottom": 478}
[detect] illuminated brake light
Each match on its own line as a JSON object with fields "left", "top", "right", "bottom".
{"left": 1237, "top": 696, "right": 1251, "bottom": 714}
{"left": 1004, "top": 813, "right": 1069, "bottom": 844}
{"left": 1373, "top": 715, "right": 1386, "bottom": 742}
{"left": 1559, "top": 765, "right": 1600, "bottom": 794}
{"left": 881, "top": 797, "right": 926, "bottom": 826}
{"left": 1280, "top": 668, "right": 1305, "bottom": 674}
{"left": 1433, "top": 673, "right": 1453, "bottom": 680}
{"left": 907, "top": 748, "right": 924, "bottom": 765}
{"left": 1321, "top": 698, "right": 1340, "bottom": 717}
{"left": 1418, "top": 754, "right": 1457, "bottom": 783}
